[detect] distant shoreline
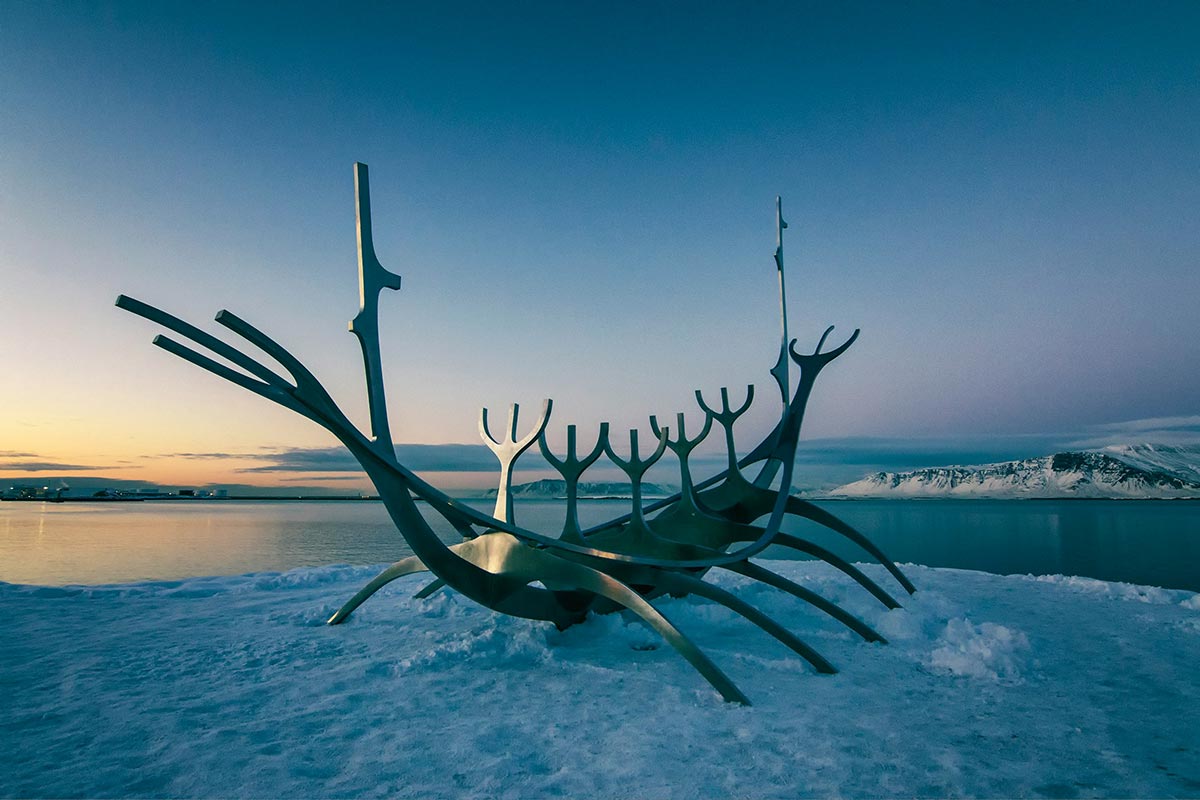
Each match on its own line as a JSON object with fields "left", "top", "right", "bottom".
{"left": 5, "top": 495, "right": 1199, "bottom": 504}
{"left": 0, "top": 495, "right": 383, "bottom": 503}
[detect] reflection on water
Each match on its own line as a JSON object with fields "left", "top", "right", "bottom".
{"left": 0, "top": 501, "right": 415, "bottom": 586}
{"left": 0, "top": 499, "right": 599, "bottom": 586}
{"left": 775, "top": 499, "right": 1200, "bottom": 592}
{"left": 1, "top": 498, "right": 1197, "bottom": 591}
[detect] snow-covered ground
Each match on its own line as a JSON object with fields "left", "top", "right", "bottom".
{"left": 2, "top": 561, "right": 1198, "bottom": 798}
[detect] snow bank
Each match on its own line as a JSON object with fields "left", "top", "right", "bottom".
{"left": 2, "top": 562, "right": 1198, "bottom": 798}
{"left": 929, "top": 618, "right": 1029, "bottom": 681}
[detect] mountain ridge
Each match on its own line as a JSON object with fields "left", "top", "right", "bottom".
{"left": 829, "top": 444, "right": 1200, "bottom": 499}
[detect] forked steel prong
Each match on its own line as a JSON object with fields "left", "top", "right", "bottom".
{"left": 788, "top": 326, "right": 861, "bottom": 369}
{"left": 695, "top": 385, "right": 755, "bottom": 477}
{"left": 605, "top": 426, "right": 670, "bottom": 531}
{"left": 540, "top": 422, "right": 610, "bottom": 543}
{"left": 650, "top": 411, "right": 713, "bottom": 512}
{"left": 480, "top": 399, "right": 554, "bottom": 523}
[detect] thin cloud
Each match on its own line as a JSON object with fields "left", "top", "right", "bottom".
{"left": 1089, "top": 415, "right": 1200, "bottom": 432}
{"left": 1065, "top": 416, "right": 1200, "bottom": 449}
{"left": 0, "top": 461, "right": 116, "bottom": 472}
{"left": 147, "top": 450, "right": 275, "bottom": 460}
{"left": 686, "top": 433, "right": 1068, "bottom": 473}
{"left": 231, "top": 443, "right": 524, "bottom": 474}
{"left": 235, "top": 447, "right": 365, "bottom": 473}
{"left": 0, "top": 450, "right": 117, "bottom": 472}
{"left": 277, "top": 475, "right": 365, "bottom": 483}
{"left": 394, "top": 444, "right": 518, "bottom": 472}
{"left": 788, "top": 435, "right": 1064, "bottom": 467}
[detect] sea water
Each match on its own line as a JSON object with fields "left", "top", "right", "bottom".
{"left": 0, "top": 498, "right": 1197, "bottom": 590}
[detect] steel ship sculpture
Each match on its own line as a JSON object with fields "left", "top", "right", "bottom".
{"left": 117, "top": 163, "right": 915, "bottom": 704}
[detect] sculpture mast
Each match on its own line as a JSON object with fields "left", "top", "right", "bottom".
{"left": 349, "top": 163, "right": 403, "bottom": 458}
{"left": 756, "top": 197, "right": 791, "bottom": 489}
{"left": 768, "top": 196, "right": 790, "bottom": 407}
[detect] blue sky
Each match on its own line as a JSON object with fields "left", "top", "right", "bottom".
{"left": 1, "top": 2, "right": 1198, "bottom": 491}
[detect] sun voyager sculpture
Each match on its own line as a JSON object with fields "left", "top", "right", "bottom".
{"left": 118, "top": 163, "right": 915, "bottom": 704}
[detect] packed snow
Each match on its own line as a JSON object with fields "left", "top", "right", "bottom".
{"left": 3, "top": 561, "right": 1198, "bottom": 798}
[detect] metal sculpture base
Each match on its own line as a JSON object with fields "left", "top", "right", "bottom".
{"left": 118, "top": 165, "right": 914, "bottom": 704}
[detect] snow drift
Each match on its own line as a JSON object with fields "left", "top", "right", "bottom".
{"left": 3, "top": 561, "right": 1198, "bottom": 798}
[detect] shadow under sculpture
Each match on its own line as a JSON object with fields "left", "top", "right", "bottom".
{"left": 116, "top": 164, "right": 914, "bottom": 705}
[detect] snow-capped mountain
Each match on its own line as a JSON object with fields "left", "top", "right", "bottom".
{"left": 830, "top": 445, "right": 1200, "bottom": 499}
{"left": 1096, "top": 443, "right": 1200, "bottom": 485}
{"left": 482, "top": 479, "right": 674, "bottom": 500}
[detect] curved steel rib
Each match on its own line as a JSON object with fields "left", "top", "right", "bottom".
{"left": 785, "top": 498, "right": 916, "bottom": 595}
{"left": 493, "top": 537, "right": 752, "bottom": 705}
{"left": 769, "top": 534, "right": 901, "bottom": 609}
{"left": 724, "top": 561, "right": 886, "bottom": 644}
{"left": 652, "top": 571, "right": 836, "bottom": 674}
{"left": 328, "top": 555, "right": 431, "bottom": 624}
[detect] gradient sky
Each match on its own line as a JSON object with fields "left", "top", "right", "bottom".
{"left": 2, "top": 2, "right": 1198, "bottom": 492}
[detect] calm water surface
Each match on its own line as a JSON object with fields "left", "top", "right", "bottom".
{"left": 1, "top": 498, "right": 1197, "bottom": 591}
{"left": 791, "top": 499, "right": 1200, "bottom": 592}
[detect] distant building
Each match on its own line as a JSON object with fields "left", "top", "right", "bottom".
{"left": 2, "top": 484, "right": 69, "bottom": 500}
